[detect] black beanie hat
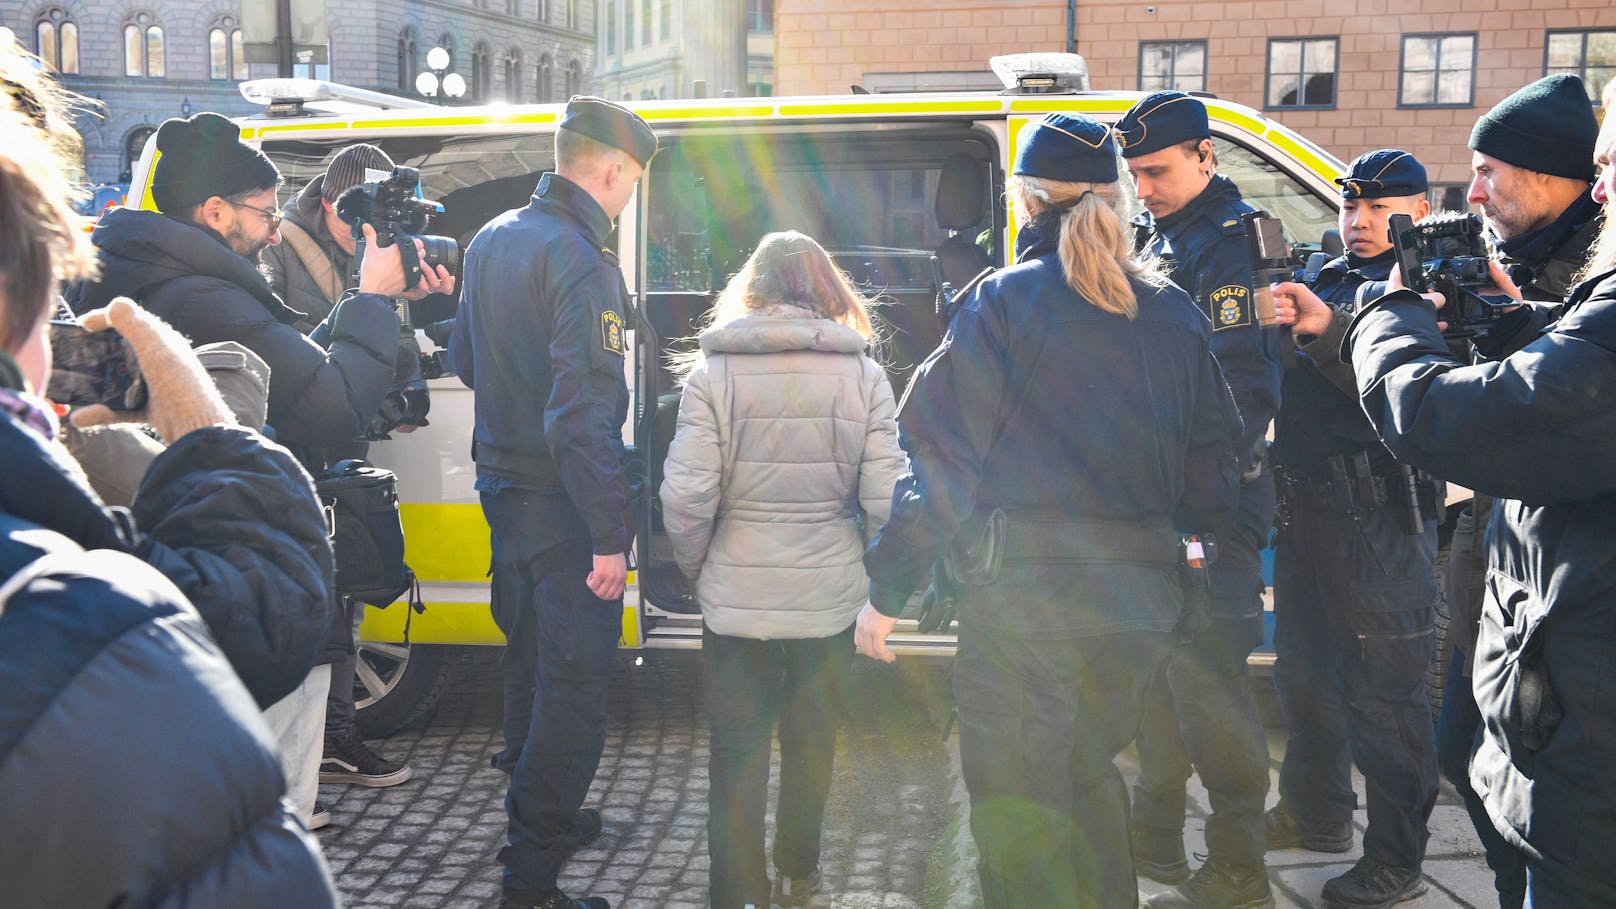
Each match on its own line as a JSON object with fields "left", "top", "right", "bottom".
{"left": 1469, "top": 74, "right": 1597, "bottom": 181}
{"left": 149, "top": 112, "right": 281, "bottom": 214}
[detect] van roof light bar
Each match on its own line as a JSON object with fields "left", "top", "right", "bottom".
{"left": 239, "top": 79, "right": 436, "bottom": 117}
{"left": 989, "top": 53, "right": 1091, "bottom": 94}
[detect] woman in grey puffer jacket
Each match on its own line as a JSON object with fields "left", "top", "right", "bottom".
{"left": 660, "top": 230, "right": 907, "bottom": 909}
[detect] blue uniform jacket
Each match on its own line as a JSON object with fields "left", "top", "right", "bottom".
{"left": 1345, "top": 269, "right": 1616, "bottom": 895}
{"left": 863, "top": 214, "right": 1243, "bottom": 635}
{"left": 1134, "top": 175, "right": 1283, "bottom": 465}
{"left": 450, "top": 173, "right": 631, "bottom": 555}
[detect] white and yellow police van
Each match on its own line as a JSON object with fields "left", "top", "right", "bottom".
{"left": 129, "top": 55, "right": 1350, "bottom": 734}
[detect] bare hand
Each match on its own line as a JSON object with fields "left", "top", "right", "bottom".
{"left": 587, "top": 552, "right": 628, "bottom": 600}
{"left": 401, "top": 259, "right": 455, "bottom": 301}
{"left": 357, "top": 223, "right": 456, "bottom": 298}
{"left": 855, "top": 602, "right": 898, "bottom": 663}
{"left": 1385, "top": 264, "right": 1448, "bottom": 317}
{"left": 1271, "top": 281, "right": 1331, "bottom": 337}
{"left": 1482, "top": 259, "right": 1524, "bottom": 310}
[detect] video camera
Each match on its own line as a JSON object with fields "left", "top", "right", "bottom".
{"left": 1388, "top": 212, "right": 1515, "bottom": 339}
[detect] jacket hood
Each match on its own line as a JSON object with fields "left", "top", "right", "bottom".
{"left": 699, "top": 308, "right": 868, "bottom": 356}
{"left": 71, "top": 207, "right": 284, "bottom": 314}
{"left": 288, "top": 177, "right": 329, "bottom": 236}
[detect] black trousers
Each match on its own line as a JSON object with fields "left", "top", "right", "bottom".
{"left": 482, "top": 484, "right": 623, "bottom": 899}
{"left": 1272, "top": 496, "right": 1439, "bottom": 871}
{"left": 1132, "top": 509, "right": 1271, "bottom": 867}
{"left": 704, "top": 624, "right": 853, "bottom": 909}
{"left": 955, "top": 623, "right": 1173, "bottom": 909}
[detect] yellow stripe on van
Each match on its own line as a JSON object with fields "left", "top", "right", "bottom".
{"left": 349, "top": 111, "right": 560, "bottom": 130}
{"left": 360, "top": 600, "right": 642, "bottom": 647}
{"left": 1209, "top": 107, "right": 1268, "bottom": 139}
{"left": 778, "top": 99, "right": 1001, "bottom": 117}
{"left": 1265, "top": 129, "right": 1338, "bottom": 181}
{"left": 400, "top": 502, "right": 492, "bottom": 582}
{"left": 642, "top": 104, "right": 776, "bottom": 120}
{"left": 1007, "top": 97, "right": 1135, "bottom": 114}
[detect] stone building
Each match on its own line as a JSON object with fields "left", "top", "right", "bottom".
{"left": 593, "top": 0, "right": 774, "bottom": 101}
{"left": 775, "top": 0, "right": 1615, "bottom": 195}
{"left": 2, "top": 0, "right": 596, "bottom": 184}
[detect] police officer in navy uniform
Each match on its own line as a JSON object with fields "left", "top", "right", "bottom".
{"left": 857, "top": 112, "right": 1243, "bottom": 909}
{"left": 449, "top": 96, "right": 656, "bottom": 909}
{"left": 1116, "top": 91, "right": 1283, "bottom": 909}
{"left": 1266, "top": 150, "right": 1443, "bottom": 909}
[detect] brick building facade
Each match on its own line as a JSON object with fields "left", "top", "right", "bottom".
{"left": 775, "top": 0, "right": 1614, "bottom": 195}
{"left": 3, "top": 0, "right": 595, "bottom": 184}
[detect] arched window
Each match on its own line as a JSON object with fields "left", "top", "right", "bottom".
{"left": 503, "top": 49, "right": 522, "bottom": 101}
{"left": 537, "top": 54, "right": 553, "bottom": 102}
{"left": 209, "top": 18, "right": 247, "bottom": 80}
{"left": 34, "top": 9, "right": 79, "bottom": 74}
{"left": 537, "top": 0, "right": 550, "bottom": 22}
{"left": 123, "top": 14, "right": 165, "bottom": 78}
{"left": 567, "top": 0, "right": 579, "bottom": 30}
{"left": 565, "top": 58, "right": 581, "bottom": 97}
{"left": 397, "top": 29, "right": 419, "bottom": 91}
{"left": 122, "top": 125, "right": 156, "bottom": 182}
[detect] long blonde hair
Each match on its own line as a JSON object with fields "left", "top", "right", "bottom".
{"left": 1009, "top": 176, "right": 1164, "bottom": 319}
{"left": 669, "top": 230, "right": 878, "bottom": 381}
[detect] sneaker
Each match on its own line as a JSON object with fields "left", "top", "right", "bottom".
{"left": 498, "top": 890, "right": 610, "bottom": 909}
{"left": 1132, "top": 823, "right": 1191, "bottom": 885}
{"left": 308, "top": 804, "right": 331, "bottom": 831}
{"left": 319, "top": 733, "right": 412, "bottom": 787}
{"left": 771, "top": 867, "right": 822, "bottom": 909}
{"left": 1143, "top": 859, "right": 1275, "bottom": 909}
{"left": 1320, "top": 857, "right": 1426, "bottom": 909}
{"left": 572, "top": 807, "right": 603, "bottom": 845}
{"left": 1264, "top": 804, "right": 1353, "bottom": 853}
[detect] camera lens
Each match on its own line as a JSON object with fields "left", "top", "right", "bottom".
{"left": 418, "top": 235, "right": 462, "bottom": 281}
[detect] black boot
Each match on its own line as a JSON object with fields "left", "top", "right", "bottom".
{"left": 1264, "top": 803, "right": 1353, "bottom": 853}
{"left": 1132, "top": 823, "right": 1191, "bottom": 885}
{"left": 1320, "top": 857, "right": 1426, "bottom": 909}
{"left": 499, "top": 889, "right": 610, "bottom": 909}
{"left": 1142, "top": 859, "right": 1274, "bottom": 909}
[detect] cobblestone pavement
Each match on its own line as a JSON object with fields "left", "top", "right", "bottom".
{"left": 321, "top": 651, "right": 1497, "bottom": 909}
{"left": 318, "top": 649, "right": 961, "bottom": 909}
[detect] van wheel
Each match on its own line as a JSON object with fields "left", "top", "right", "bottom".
{"left": 1426, "top": 541, "right": 1453, "bottom": 725}
{"left": 353, "top": 641, "right": 462, "bottom": 738}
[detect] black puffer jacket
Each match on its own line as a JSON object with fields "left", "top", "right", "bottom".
{"left": 67, "top": 206, "right": 398, "bottom": 451}
{"left": 0, "top": 410, "right": 332, "bottom": 707}
{"left": 0, "top": 414, "right": 338, "bottom": 907}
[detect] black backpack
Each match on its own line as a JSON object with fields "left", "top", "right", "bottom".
{"left": 315, "top": 459, "right": 413, "bottom": 608}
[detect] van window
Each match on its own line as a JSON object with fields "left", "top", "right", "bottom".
{"left": 1213, "top": 137, "right": 1338, "bottom": 250}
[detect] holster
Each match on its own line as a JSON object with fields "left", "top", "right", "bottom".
{"left": 941, "top": 507, "right": 1008, "bottom": 587}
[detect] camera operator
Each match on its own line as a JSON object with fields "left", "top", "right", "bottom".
{"left": 1341, "top": 76, "right": 1616, "bottom": 908}
{"left": 63, "top": 111, "right": 452, "bottom": 828}
{"left": 1267, "top": 150, "right": 1442, "bottom": 907}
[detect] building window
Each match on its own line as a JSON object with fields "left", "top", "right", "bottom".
{"left": 566, "top": 58, "right": 581, "bottom": 97}
{"left": 398, "top": 30, "right": 419, "bottom": 91}
{"left": 1399, "top": 33, "right": 1475, "bottom": 107}
{"left": 472, "top": 43, "right": 491, "bottom": 101}
{"left": 209, "top": 20, "right": 248, "bottom": 81}
{"left": 747, "top": 0, "right": 773, "bottom": 33}
{"left": 504, "top": 49, "right": 522, "bottom": 100}
{"left": 537, "top": 54, "right": 553, "bottom": 102}
{"left": 509, "top": 0, "right": 521, "bottom": 16}
{"left": 1138, "top": 41, "right": 1206, "bottom": 93}
{"left": 124, "top": 16, "right": 166, "bottom": 78}
{"left": 660, "top": 0, "right": 671, "bottom": 41}
{"left": 1545, "top": 30, "right": 1616, "bottom": 105}
{"left": 606, "top": 0, "right": 617, "bottom": 55}
{"left": 568, "top": 0, "right": 579, "bottom": 30}
{"left": 537, "top": 0, "right": 549, "bottom": 22}
{"left": 625, "top": 0, "right": 635, "bottom": 50}
{"left": 34, "top": 9, "right": 78, "bottom": 74}
{"left": 1266, "top": 37, "right": 1336, "bottom": 109}
{"left": 642, "top": 0, "right": 652, "bottom": 45}
{"left": 750, "top": 82, "right": 773, "bottom": 97}
{"left": 1429, "top": 183, "right": 1469, "bottom": 214}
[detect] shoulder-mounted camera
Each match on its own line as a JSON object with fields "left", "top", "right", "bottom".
{"left": 1388, "top": 212, "right": 1515, "bottom": 339}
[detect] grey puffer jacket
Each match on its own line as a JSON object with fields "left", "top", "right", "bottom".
{"left": 660, "top": 307, "right": 907, "bottom": 640}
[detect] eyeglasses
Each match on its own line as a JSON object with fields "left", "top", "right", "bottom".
{"left": 229, "top": 199, "right": 284, "bottom": 231}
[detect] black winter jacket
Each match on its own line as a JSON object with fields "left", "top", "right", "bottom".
{"left": 0, "top": 414, "right": 338, "bottom": 907}
{"left": 67, "top": 206, "right": 399, "bottom": 451}
{"left": 0, "top": 412, "right": 333, "bottom": 707}
{"left": 1346, "top": 268, "right": 1616, "bottom": 899}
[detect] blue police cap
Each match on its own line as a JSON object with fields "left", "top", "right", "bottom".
{"left": 1012, "top": 113, "right": 1119, "bottom": 184}
{"left": 1334, "top": 148, "right": 1428, "bottom": 199}
{"left": 559, "top": 96, "right": 658, "bottom": 166}
{"left": 1115, "top": 91, "right": 1210, "bottom": 158}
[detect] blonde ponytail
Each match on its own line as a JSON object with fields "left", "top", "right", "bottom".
{"left": 1011, "top": 176, "right": 1164, "bottom": 320}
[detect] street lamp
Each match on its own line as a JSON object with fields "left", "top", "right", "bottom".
{"left": 415, "top": 46, "right": 465, "bottom": 105}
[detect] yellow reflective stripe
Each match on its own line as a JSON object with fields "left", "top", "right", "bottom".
{"left": 1209, "top": 106, "right": 1267, "bottom": 138}
{"left": 348, "top": 111, "right": 559, "bottom": 130}
{"left": 641, "top": 104, "right": 775, "bottom": 120}
{"left": 360, "top": 600, "right": 642, "bottom": 647}
{"left": 137, "top": 149, "right": 161, "bottom": 211}
{"left": 1265, "top": 129, "right": 1336, "bottom": 182}
{"left": 400, "top": 502, "right": 491, "bottom": 582}
{"left": 777, "top": 99, "right": 1000, "bottom": 117}
{"left": 1008, "top": 97, "right": 1135, "bottom": 114}
{"left": 254, "top": 120, "right": 354, "bottom": 135}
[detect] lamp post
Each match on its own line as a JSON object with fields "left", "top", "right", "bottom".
{"left": 415, "top": 46, "right": 465, "bottom": 105}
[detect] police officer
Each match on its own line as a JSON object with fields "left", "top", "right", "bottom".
{"left": 1267, "top": 150, "right": 1442, "bottom": 909}
{"left": 1116, "top": 91, "right": 1282, "bottom": 909}
{"left": 1341, "top": 77, "right": 1616, "bottom": 906}
{"left": 858, "top": 112, "right": 1243, "bottom": 909}
{"left": 449, "top": 96, "right": 656, "bottom": 909}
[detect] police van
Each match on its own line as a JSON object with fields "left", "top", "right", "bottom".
{"left": 129, "top": 55, "right": 1354, "bottom": 734}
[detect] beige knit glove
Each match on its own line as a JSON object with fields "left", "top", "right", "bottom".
{"left": 70, "top": 298, "right": 235, "bottom": 444}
